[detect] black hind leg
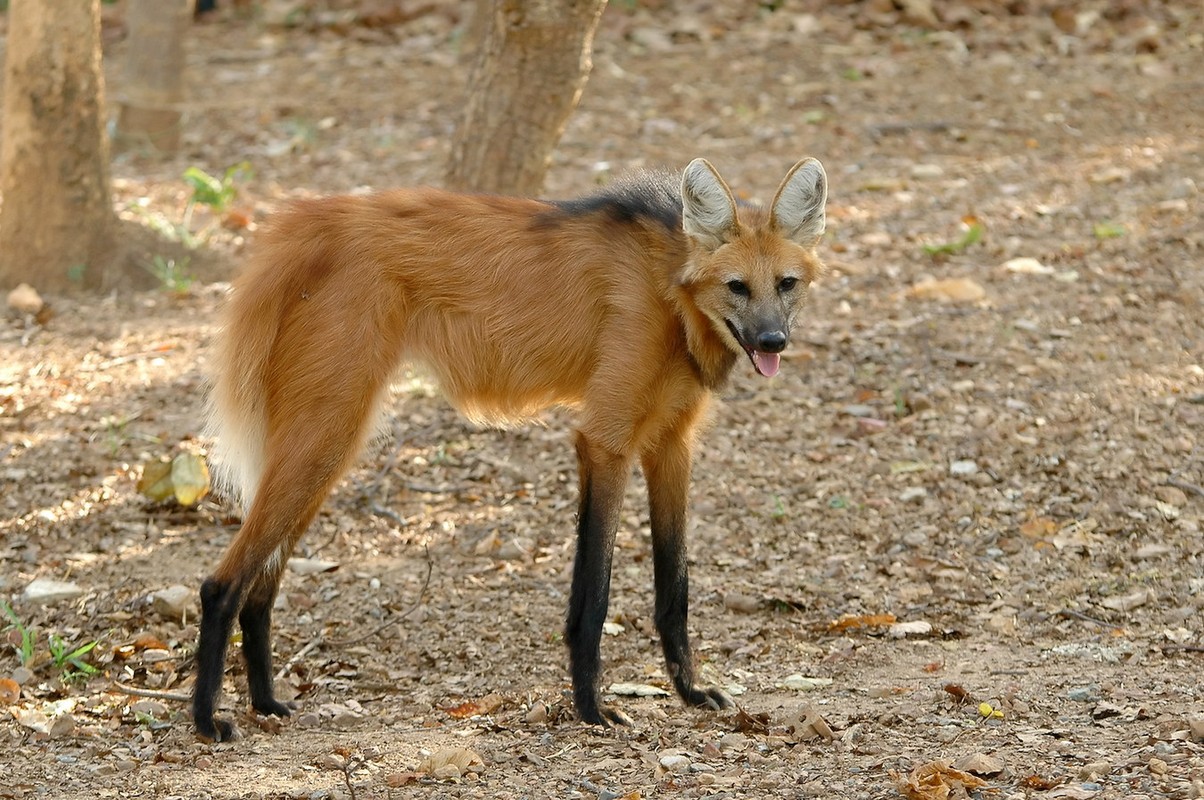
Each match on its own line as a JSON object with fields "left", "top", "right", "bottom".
{"left": 240, "top": 571, "right": 292, "bottom": 718}
{"left": 194, "top": 577, "right": 242, "bottom": 741}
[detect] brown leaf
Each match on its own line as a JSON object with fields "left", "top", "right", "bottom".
{"left": 417, "top": 747, "right": 485, "bottom": 776}
{"left": 943, "top": 683, "right": 973, "bottom": 704}
{"left": 1019, "top": 774, "right": 1061, "bottom": 790}
{"left": 827, "top": 613, "right": 897, "bottom": 632}
{"left": 0, "top": 678, "right": 20, "bottom": 705}
{"left": 441, "top": 692, "right": 503, "bottom": 719}
{"left": 785, "top": 704, "right": 835, "bottom": 742}
{"left": 732, "top": 708, "right": 770, "bottom": 735}
{"left": 385, "top": 771, "right": 422, "bottom": 787}
{"left": 951, "top": 752, "right": 1005, "bottom": 777}
{"left": 894, "top": 760, "right": 988, "bottom": 800}
{"left": 906, "top": 277, "right": 986, "bottom": 303}
{"left": 1020, "top": 516, "right": 1058, "bottom": 538}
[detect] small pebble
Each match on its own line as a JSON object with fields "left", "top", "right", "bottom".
{"left": 658, "top": 754, "right": 690, "bottom": 774}
{"left": 718, "top": 733, "right": 747, "bottom": 751}
{"left": 433, "top": 763, "right": 461, "bottom": 780}
{"left": 21, "top": 578, "right": 84, "bottom": 605}
{"left": 1067, "top": 686, "right": 1101, "bottom": 702}
{"left": 525, "top": 703, "right": 548, "bottom": 725}
{"left": 150, "top": 585, "right": 194, "bottom": 618}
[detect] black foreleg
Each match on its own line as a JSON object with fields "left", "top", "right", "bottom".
{"left": 642, "top": 427, "right": 733, "bottom": 713}
{"left": 565, "top": 434, "right": 631, "bottom": 726}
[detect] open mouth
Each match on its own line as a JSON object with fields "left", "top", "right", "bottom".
{"left": 725, "top": 320, "right": 781, "bottom": 378}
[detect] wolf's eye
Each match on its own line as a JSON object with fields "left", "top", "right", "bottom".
{"left": 727, "top": 279, "right": 750, "bottom": 297}
{"left": 778, "top": 276, "right": 798, "bottom": 293}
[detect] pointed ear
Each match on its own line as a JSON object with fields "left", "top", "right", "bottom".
{"left": 771, "top": 158, "right": 827, "bottom": 244}
{"left": 681, "top": 158, "right": 739, "bottom": 250}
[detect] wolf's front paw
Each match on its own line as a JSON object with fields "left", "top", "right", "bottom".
{"left": 681, "top": 684, "right": 735, "bottom": 712}
{"left": 195, "top": 715, "right": 238, "bottom": 743}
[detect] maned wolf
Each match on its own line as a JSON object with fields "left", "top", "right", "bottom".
{"left": 193, "top": 157, "right": 828, "bottom": 741}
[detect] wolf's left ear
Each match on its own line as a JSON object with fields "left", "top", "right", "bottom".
{"left": 681, "top": 158, "right": 739, "bottom": 250}
{"left": 771, "top": 158, "right": 827, "bottom": 244}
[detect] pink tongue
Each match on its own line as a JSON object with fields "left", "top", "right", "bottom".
{"left": 752, "top": 351, "right": 780, "bottom": 378}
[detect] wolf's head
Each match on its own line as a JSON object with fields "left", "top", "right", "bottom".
{"left": 678, "top": 158, "right": 827, "bottom": 378}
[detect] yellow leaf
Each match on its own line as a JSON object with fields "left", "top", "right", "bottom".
{"left": 171, "top": 452, "right": 211, "bottom": 506}
{"left": 978, "top": 702, "right": 1003, "bottom": 719}
{"left": 136, "top": 459, "right": 175, "bottom": 502}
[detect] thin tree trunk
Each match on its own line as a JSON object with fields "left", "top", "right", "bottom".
{"left": 446, "top": 0, "right": 608, "bottom": 196}
{"left": 117, "top": 0, "right": 191, "bottom": 154}
{"left": 0, "top": 0, "right": 117, "bottom": 292}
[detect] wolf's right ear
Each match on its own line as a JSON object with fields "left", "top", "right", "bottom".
{"left": 681, "top": 158, "right": 739, "bottom": 250}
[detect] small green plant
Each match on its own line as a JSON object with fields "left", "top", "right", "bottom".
{"left": 182, "top": 161, "right": 252, "bottom": 231}
{"left": 137, "top": 161, "right": 253, "bottom": 249}
{"left": 143, "top": 254, "right": 195, "bottom": 294}
{"left": 1093, "top": 220, "right": 1125, "bottom": 240}
{"left": 771, "top": 495, "right": 788, "bottom": 521}
{"left": 183, "top": 162, "right": 250, "bottom": 214}
{"left": 1, "top": 600, "right": 36, "bottom": 667}
{"left": 48, "top": 635, "right": 99, "bottom": 682}
{"left": 923, "top": 217, "right": 985, "bottom": 257}
{"left": 2, "top": 601, "right": 99, "bottom": 682}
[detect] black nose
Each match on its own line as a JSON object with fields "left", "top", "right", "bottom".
{"left": 756, "top": 330, "right": 787, "bottom": 353}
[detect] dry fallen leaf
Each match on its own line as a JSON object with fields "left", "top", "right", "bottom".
{"left": 441, "top": 692, "right": 503, "bottom": 719}
{"left": 827, "top": 612, "right": 897, "bottom": 632}
{"left": 170, "top": 452, "right": 210, "bottom": 506}
{"left": 137, "top": 452, "right": 211, "bottom": 506}
{"left": 113, "top": 633, "right": 172, "bottom": 660}
{"left": 417, "top": 747, "right": 485, "bottom": 777}
{"left": 1020, "top": 774, "right": 1062, "bottom": 790}
{"left": 136, "top": 458, "right": 174, "bottom": 503}
{"left": 1020, "top": 516, "right": 1058, "bottom": 538}
{"left": 0, "top": 678, "right": 20, "bottom": 705}
{"left": 785, "top": 704, "right": 835, "bottom": 742}
{"left": 894, "top": 760, "right": 988, "bottom": 800}
{"left": 733, "top": 708, "right": 770, "bottom": 734}
{"left": 906, "top": 277, "right": 987, "bottom": 303}
{"left": 944, "top": 683, "right": 973, "bottom": 704}
{"left": 952, "top": 752, "right": 1005, "bottom": 777}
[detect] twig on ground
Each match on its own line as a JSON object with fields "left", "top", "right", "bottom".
{"left": 274, "top": 634, "right": 325, "bottom": 682}
{"left": 1056, "top": 609, "right": 1113, "bottom": 627}
{"left": 1166, "top": 477, "right": 1204, "bottom": 499}
{"left": 273, "top": 544, "right": 434, "bottom": 678}
{"left": 111, "top": 681, "right": 192, "bottom": 703}
{"left": 329, "top": 544, "right": 433, "bottom": 647}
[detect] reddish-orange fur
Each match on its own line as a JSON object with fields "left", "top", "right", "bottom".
{"left": 194, "top": 158, "right": 828, "bottom": 740}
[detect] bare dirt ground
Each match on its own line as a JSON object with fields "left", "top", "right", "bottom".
{"left": 2, "top": 2, "right": 1204, "bottom": 798}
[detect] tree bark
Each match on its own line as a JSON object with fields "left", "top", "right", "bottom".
{"left": 446, "top": 0, "right": 608, "bottom": 196}
{"left": 0, "top": 0, "right": 117, "bottom": 292}
{"left": 116, "top": 0, "right": 191, "bottom": 154}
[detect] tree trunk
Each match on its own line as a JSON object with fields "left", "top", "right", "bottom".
{"left": 116, "top": 0, "right": 191, "bottom": 154}
{"left": 446, "top": 0, "right": 608, "bottom": 196}
{"left": 0, "top": 0, "right": 117, "bottom": 293}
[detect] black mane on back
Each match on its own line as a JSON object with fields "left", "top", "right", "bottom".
{"left": 540, "top": 169, "right": 683, "bottom": 233}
